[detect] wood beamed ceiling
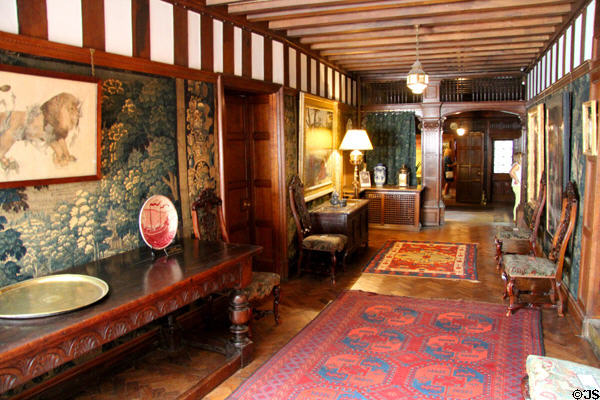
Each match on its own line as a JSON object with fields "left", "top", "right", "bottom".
{"left": 203, "top": 0, "right": 585, "bottom": 79}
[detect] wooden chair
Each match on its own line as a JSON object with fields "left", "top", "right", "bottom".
{"left": 288, "top": 175, "right": 348, "bottom": 284}
{"left": 192, "top": 188, "right": 280, "bottom": 325}
{"left": 500, "top": 181, "right": 578, "bottom": 317}
{"left": 495, "top": 171, "right": 546, "bottom": 271}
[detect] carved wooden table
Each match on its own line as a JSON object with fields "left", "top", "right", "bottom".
{"left": 310, "top": 199, "right": 369, "bottom": 255}
{"left": 0, "top": 238, "right": 261, "bottom": 396}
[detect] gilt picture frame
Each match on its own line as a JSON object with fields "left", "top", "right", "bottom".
{"left": 582, "top": 100, "right": 597, "bottom": 156}
{"left": 299, "top": 93, "right": 338, "bottom": 201}
{"left": 0, "top": 64, "right": 101, "bottom": 189}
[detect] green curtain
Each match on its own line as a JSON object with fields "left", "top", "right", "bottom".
{"left": 363, "top": 112, "right": 417, "bottom": 186}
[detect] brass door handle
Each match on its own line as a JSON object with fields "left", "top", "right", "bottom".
{"left": 241, "top": 199, "right": 251, "bottom": 210}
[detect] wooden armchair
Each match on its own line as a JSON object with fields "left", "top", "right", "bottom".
{"left": 192, "top": 189, "right": 280, "bottom": 325}
{"left": 495, "top": 171, "right": 546, "bottom": 271}
{"left": 288, "top": 175, "right": 348, "bottom": 284}
{"left": 500, "top": 181, "right": 578, "bottom": 317}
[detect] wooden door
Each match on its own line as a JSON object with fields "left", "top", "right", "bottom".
{"left": 222, "top": 92, "right": 278, "bottom": 273}
{"left": 223, "top": 94, "right": 252, "bottom": 244}
{"left": 456, "top": 132, "right": 484, "bottom": 203}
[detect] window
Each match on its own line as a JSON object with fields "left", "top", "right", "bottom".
{"left": 493, "top": 140, "right": 514, "bottom": 173}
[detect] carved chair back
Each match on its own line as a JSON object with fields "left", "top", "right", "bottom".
{"left": 548, "top": 181, "right": 578, "bottom": 283}
{"left": 529, "top": 171, "right": 547, "bottom": 254}
{"left": 289, "top": 175, "right": 313, "bottom": 242}
{"left": 191, "top": 188, "right": 230, "bottom": 243}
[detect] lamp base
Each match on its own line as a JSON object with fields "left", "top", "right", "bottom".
{"left": 349, "top": 151, "right": 364, "bottom": 199}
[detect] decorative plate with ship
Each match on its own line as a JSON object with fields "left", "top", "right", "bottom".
{"left": 139, "top": 195, "right": 178, "bottom": 250}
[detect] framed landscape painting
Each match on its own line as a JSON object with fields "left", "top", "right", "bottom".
{"left": 0, "top": 64, "right": 101, "bottom": 188}
{"left": 299, "top": 93, "right": 338, "bottom": 201}
{"left": 527, "top": 103, "right": 544, "bottom": 204}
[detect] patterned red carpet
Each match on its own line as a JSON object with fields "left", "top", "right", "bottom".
{"left": 227, "top": 291, "right": 543, "bottom": 400}
{"left": 363, "top": 240, "right": 478, "bottom": 281}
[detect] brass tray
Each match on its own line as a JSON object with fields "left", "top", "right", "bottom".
{"left": 0, "top": 274, "right": 109, "bottom": 319}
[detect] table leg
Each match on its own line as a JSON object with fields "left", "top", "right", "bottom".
{"left": 229, "top": 289, "right": 253, "bottom": 365}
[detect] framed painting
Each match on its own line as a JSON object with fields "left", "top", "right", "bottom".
{"left": 299, "top": 93, "right": 338, "bottom": 201}
{"left": 545, "top": 93, "right": 570, "bottom": 235}
{"left": 359, "top": 170, "right": 371, "bottom": 187}
{"left": 582, "top": 100, "right": 597, "bottom": 156}
{"left": 0, "top": 64, "right": 101, "bottom": 188}
{"left": 527, "top": 103, "right": 544, "bottom": 204}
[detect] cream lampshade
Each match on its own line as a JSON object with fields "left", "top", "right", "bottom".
{"left": 339, "top": 129, "right": 373, "bottom": 198}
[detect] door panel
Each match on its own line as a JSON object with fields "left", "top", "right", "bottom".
{"left": 492, "top": 174, "right": 513, "bottom": 202}
{"left": 456, "top": 132, "right": 484, "bottom": 203}
{"left": 223, "top": 95, "right": 251, "bottom": 244}
{"left": 248, "top": 95, "right": 276, "bottom": 272}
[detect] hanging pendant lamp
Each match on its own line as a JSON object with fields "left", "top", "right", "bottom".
{"left": 407, "top": 24, "right": 429, "bottom": 95}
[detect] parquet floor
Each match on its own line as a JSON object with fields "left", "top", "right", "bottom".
{"left": 69, "top": 203, "right": 599, "bottom": 400}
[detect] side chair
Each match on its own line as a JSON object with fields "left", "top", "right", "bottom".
{"left": 500, "top": 181, "right": 578, "bottom": 317}
{"left": 495, "top": 171, "right": 546, "bottom": 271}
{"left": 288, "top": 175, "right": 348, "bottom": 285}
{"left": 192, "top": 188, "right": 280, "bottom": 325}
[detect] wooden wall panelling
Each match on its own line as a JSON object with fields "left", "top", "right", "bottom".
{"left": 263, "top": 37, "right": 272, "bottom": 83}
{"left": 307, "top": 56, "right": 312, "bottom": 94}
{"left": 223, "top": 22, "right": 234, "bottom": 75}
{"left": 173, "top": 6, "right": 188, "bottom": 67}
{"left": 201, "top": 14, "right": 214, "bottom": 72}
{"left": 242, "top": 28, "right": 251, "bottom": 78}
{"left": 296, "top": 51, "right": 302, "bottom": 92}
{"left": 420, "top": 116, "right": 443, "bottom": 226}
{"left": 132, "top": 0, "right": 150, "bottom": 59}
{"left": 82, "top": 0, "right": 105, "bottom": 50}
{"left": 283, "top": 44, "right": 290, "bottom": 88}
{"left": 17, "top": 0, "right": 47, "bottom": 39}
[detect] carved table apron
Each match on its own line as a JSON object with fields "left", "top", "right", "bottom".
{"left": 0, "top": 238, "right": 261, "bottom": 394}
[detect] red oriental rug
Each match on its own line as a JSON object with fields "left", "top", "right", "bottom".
{"left": 363, "top": 240, "right": 478, "bottom": 281}
{"left": 227, "top": 291, "right": 543, "bottom": 400}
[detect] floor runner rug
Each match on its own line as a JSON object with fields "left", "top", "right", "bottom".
{"left": 363, "top": 240, "right": 478, "bottom": 281}
{"left": 227, "top": 291, "right": 543, "bottom": 400}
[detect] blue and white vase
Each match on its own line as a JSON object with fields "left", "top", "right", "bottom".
{"left": 374, "top": 164, "right": 386, "bottom": 187}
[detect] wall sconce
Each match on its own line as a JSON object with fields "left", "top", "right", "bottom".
{"left": 456, "top": 127, "right": 466, "bottom": 136}
{"left": 339, "top": 129, "right": 373, "bottom": 198}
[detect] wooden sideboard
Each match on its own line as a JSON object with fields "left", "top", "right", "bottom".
{"left": 0, "top": 239, "right": 261, "bottom": 397}
{"left": 361, "top": 186, "right": 424, "bottom": 231}
{"left": 310, "top": 199, "right": 369, "bottom": 255}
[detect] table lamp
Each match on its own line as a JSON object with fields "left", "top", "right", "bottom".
{"left": 339, "top": 129, "right": 373, "bottom": 198}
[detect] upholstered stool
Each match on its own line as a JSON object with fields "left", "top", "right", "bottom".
{"left": 524, "top": 355, "right": 600, "bottom": 400}
{"left": 242, "top": 271, "right": 280, "bottom": 324}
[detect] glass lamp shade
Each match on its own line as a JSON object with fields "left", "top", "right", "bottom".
{"left": 339, "top": 129, "right": 373, "bottom": 151}
{"left": 406, "top": 60, "right": 429, "bottom": 95}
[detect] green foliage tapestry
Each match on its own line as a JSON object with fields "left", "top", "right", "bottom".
{"left": 364, "top": 112, "right": 417, "bottom": 186}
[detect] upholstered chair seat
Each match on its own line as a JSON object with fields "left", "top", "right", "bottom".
{"left": 495, "top": 226, "right": 531, "bottom": 241}
{"left": 502, "top": 254, "right": 556, "bottom": 278}
{"left": 302, "top": 234, "right": 348, "bottom": 252}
